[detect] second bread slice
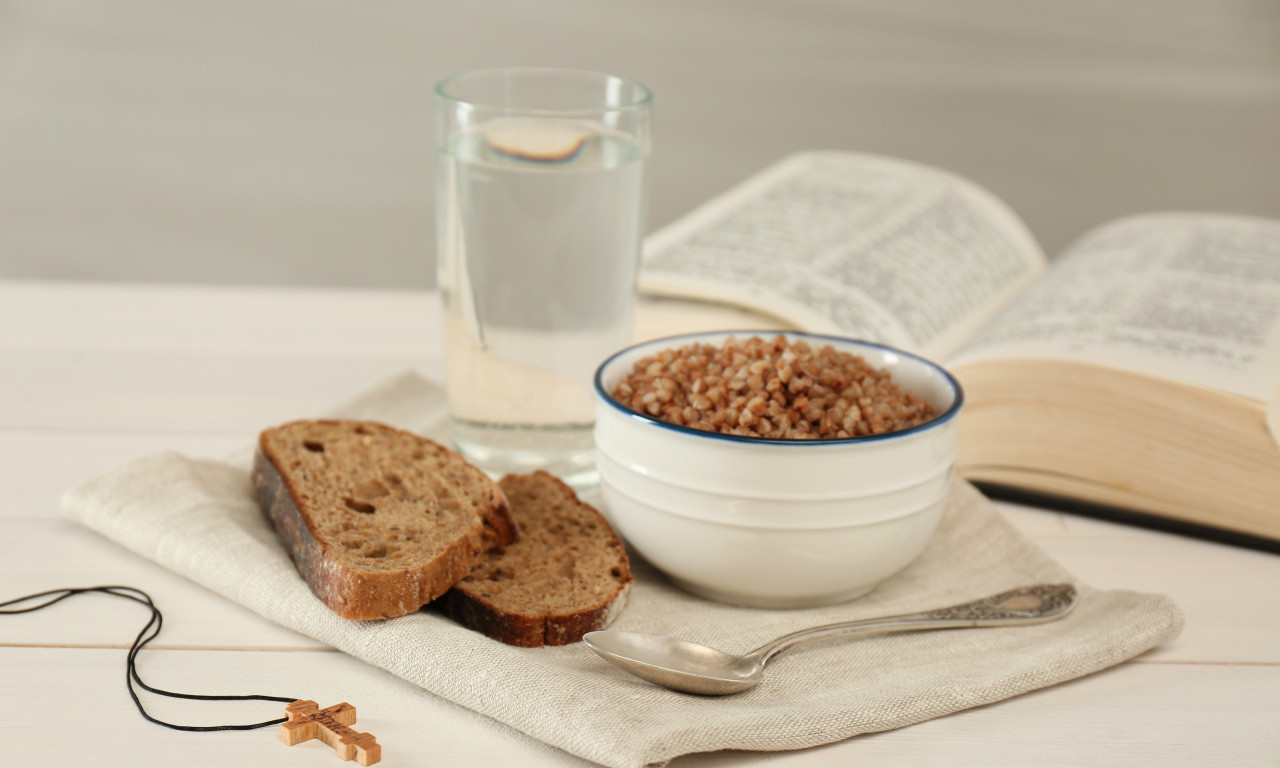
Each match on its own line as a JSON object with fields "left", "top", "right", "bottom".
{"left": 434, "top": 472, "right": 634, "bottom": 646}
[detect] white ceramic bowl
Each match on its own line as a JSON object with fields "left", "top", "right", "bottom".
{"left": 593, "top": 331, "right": 963, "bottom": 609}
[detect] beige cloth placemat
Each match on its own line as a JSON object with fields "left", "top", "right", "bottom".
{"left": 62, "top": 371, "right": 1183, "bottom": 768}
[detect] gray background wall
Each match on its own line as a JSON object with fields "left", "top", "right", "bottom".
{"left": 1, "top": 0, "right": 1278, "bottom": 288}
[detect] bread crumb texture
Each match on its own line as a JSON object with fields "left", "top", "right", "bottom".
{"left": 437, "top": 471, "right": 634, "bottom": 646}
{"left": 255, "top": 420, "right": 488, "bottom": 620}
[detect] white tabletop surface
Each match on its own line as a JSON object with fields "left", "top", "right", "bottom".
{"left": 3, "top": 279, "right": 1278, "bottom": 767}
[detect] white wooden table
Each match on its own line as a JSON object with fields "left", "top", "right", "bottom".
{"left": 3, "top": 280, "right": 1278, "bottom": 767}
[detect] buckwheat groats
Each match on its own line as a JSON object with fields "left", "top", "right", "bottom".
{"left": 609, "top": 335, "right": 936, "bottom": 439}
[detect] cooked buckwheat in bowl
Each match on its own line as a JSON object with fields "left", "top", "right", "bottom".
{"left": 593, "top": 331, "right": 963, "bottom": 609}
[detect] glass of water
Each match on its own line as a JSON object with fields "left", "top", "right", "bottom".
{"left": 435, "top": 68, "right": 651, "bottom": 490}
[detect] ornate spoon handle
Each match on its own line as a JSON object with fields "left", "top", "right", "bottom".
{"left": 749, "top": 584, "right": 1077, "bottom": 666}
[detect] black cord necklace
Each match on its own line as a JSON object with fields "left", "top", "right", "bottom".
{"left": 1, "top": 586, "right": 297, "bottom": 731}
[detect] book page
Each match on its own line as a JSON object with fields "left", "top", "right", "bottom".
{"left": 640, "top": 152, "right": 1048, "bottom": 359}
{"left": 950, "top": 213, "right": 1280, "bottom": 403}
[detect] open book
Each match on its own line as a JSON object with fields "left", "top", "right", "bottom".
{"left": 638, "top": 152, "right": 1280, "bottom": 552}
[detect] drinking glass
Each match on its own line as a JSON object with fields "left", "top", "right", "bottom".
{"left": 435, "top": 68, "right": 652, "bottom": 489}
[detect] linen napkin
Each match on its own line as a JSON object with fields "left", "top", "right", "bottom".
{"left": 63, "top": 371, "right": 1183, "bottom": 768}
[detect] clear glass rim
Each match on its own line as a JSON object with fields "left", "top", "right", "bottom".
{"left": 434, "top": 67, "right": 653, "bottom": 116}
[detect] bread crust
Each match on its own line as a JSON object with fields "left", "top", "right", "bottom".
{"left": 434, "top": 579, "right": 633, "bottom": 647}
{"left": 434, "top": 472, "right": 634, "bottom": 646}
{"left": 253, "top": 422, "right": 487, "bottom": 620}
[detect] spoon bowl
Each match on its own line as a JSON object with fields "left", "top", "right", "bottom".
{"left": 585, "top": 584, "right": 1077, "bottom": 695}
{"left": 582, "top": 631, "right": 763, "bottom": 695}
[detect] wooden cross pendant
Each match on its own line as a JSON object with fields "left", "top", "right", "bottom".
{"left": 281, "top": 700, "right": 381, "bottom": 766}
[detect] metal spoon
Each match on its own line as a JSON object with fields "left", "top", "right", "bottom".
{"left": 584, "top": 583, "right": 1077, "bottom": 695}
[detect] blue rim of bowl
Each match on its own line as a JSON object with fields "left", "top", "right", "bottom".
{"left": 593, "top": 330, "right": 964, "bottom": 446}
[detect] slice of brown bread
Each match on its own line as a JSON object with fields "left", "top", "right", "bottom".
{"left": 253, "top": 419, "right": 514, "bottom": 620}
{"left": 406, "top": 438, "right": 517, "bottom": 552}
{"left": 434, "top": 471, "right": 634, "bottom": 647}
